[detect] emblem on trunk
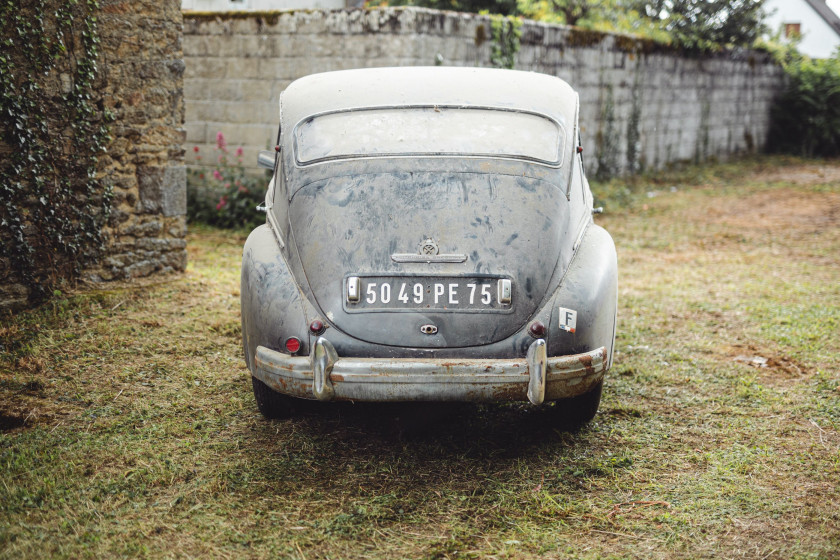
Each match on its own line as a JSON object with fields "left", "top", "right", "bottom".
{"left": 420, "top": 324, "right": 438, "bottom": 335}
{"left": 391, "top": 237, "right": 468, "bottom": 264}
{"left": 420, "top": 238, "right": 439, "bottom": 256}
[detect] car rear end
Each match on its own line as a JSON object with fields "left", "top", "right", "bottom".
{"left": 240, "top": 67, "right": 617, "bottom": 420}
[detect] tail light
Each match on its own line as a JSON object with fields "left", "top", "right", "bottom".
{"left": 285, "top": 337, "right": 302, "bottom": 354}
{"left": 528, "top": 321, "right": 547, "bottom": 339}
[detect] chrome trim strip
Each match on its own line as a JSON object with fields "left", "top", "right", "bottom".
{"left": 391, "top": 254, "right": 468, "bottom": 263}
{"left": 266, "top": 208, "right": 285, "bottom": 249}
{"left": 571, "top": 218, "right": 590, "bottom": 254}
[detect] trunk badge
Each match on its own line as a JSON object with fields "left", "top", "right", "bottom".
{"left": 391, "top": 237, "right": 467, "bottom": 264}
{"left": 420, "top": 238, "right": 439, "bottom": 255}
{"left": 420, "top": 324, "right": 438, "bottom": 335}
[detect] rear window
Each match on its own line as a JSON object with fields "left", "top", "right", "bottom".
{"left": 294, "top": 107, "right": 564, "bottom": 166}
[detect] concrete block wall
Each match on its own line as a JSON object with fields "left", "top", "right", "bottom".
{"left": 183, "top": 7, "right": 784, "bottom": 176}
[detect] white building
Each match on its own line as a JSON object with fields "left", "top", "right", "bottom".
{"left": 764, "top": 0, "right": 840, "bottom": 58}
{"left": 182, "top": 0, "right": 359, "bottom": 11}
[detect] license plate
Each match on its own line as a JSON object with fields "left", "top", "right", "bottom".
{"left": 346, "top": 276, "right": 512, "bottom": 312}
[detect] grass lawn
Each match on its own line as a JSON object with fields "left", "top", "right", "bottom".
{"left": 2, "top": 157, "right": 839, "bottom": 559}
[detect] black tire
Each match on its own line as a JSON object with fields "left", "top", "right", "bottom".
{"left": 551, "top": 380, "right": 603, "bottom": 427}
{"left": 251, "top": 376, "right": 299, "bottom": 419}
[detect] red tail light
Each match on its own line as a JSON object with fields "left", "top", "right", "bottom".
{"left": 528, "top": 321, "right": 547, "bottom": 338}
{"left": 285, "top": 337, "right": 302, "bottom": 354}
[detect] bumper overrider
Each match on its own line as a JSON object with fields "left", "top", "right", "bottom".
{"left": 253, "top": 337, "right": 607, "bottom": 405}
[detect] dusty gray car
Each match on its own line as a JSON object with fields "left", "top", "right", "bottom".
{"left": 241, "top": 67, "right": 617, "bottom": 424}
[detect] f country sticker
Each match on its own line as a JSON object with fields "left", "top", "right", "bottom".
{"left": 558, "top": 307, "right": 577, "bottom": 333}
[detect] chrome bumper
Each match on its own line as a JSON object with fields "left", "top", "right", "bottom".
{"left": 253, "top": 338, "right": 606, "bottom": 405}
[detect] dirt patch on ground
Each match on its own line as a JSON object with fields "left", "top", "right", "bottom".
{"left": 749, "top": 163, "right": 840, "bottom": 186}
{"left": 0, "top": 370, "right": 79, "bottom": 433}
{"left": 714, "top": 188, "right": 840, "bottom": 232}
{"left": 0, "top": 412, "right": 26, "bottom": 431}
{"left": 725, "top": 343, "right": 812, "bottom": 387}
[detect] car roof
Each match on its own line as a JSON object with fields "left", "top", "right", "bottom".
{"left": 280, "top": 67, "right": 578, "bottom": 128}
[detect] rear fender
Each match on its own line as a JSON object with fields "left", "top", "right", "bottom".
{"left": 241, "top": 225, "right": 315, "bottom": 372}
{"left": 548, "top": 224, "right": 617, "bottom": 365}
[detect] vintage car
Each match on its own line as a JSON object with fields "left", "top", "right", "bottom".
{"left": 241, "top": 67, "right": 617, "bottom": 424}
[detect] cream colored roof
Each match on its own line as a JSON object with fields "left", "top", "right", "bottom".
{"left": 280, "top": 67, "right": 578, "bottom": 129}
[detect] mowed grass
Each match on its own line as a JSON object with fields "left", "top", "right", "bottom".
{"left": 2, "top": 157, "right": 839, "bottom": 559}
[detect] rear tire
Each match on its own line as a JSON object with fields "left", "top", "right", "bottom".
{"left": 552, "top": 380, "right": 603, "bottom": 427}
{"left": 251, "top": 376, "right": 299, "bottom": 419}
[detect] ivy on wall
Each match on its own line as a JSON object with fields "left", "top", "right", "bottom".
{"left": 596, "top": 84, "right": 619, "bottom": 180}
{"left": 489, "top": 14, "right": 521, "bottom": 69}
{"left": 0, "top": 0, "right": 112, "bottom": 303}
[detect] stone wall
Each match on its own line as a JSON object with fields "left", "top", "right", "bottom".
{"left": 92, "top": 0, "right": 187, "bottom": 282}
{"left": 0, "top": 0, "right": 186, "bottom": 311}
{"left": 0, "top": 0, "right": 186, "bottom": 310}
{"left": 183, "top": 8, "right": 784, "bottom": 175}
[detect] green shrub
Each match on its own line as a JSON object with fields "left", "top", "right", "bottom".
{"left": 187, "top": 132, "right": 269, "bottom": 230}
{"left": 767, "top": 48, "right": 840, "bottom": 158}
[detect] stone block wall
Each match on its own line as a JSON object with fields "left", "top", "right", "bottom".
{"left": 0, "top": 0, "right": 187, "bottom": 310}
{"left": 91, "top": 0, "right": 188, "bottom": 282}
{"left": 183, "top": 7, "right": 784, "bottom": 175}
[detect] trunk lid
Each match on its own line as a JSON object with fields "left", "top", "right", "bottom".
{"left": 288, "top": 172, "right": 573, "bottom": 348}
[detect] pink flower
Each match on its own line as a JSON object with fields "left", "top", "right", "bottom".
{"left": 235, "top": 147, "right": 244, "bottom": 157}
{"left": 216, "top": 196, "right": 228, "bottom": 210}
{"left": 238, "top": 185, "right": 248, "bottom": 193}
{"left": 213, "top": 170, "right": 223, "bottom": 181}
{"left": 216, "top": 132, "right": 227, "bottom": 151}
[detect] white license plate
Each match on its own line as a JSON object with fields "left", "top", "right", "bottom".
{"left": 347, "top": 276, "right": 512, "bottom": 311}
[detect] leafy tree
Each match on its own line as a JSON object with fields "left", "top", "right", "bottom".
{"left": 516, "top": 0, "right": 615, "bottom": 26}
{"left": 385, "top": 0, "right": 519, "bottom": 16}
{"left": 627, "top": 0, "right": 768, "bottom": 49}
{"left": 544, "top": 0, "right": 604, "bottom": 25}
{"left": 384, "top": 0, "right": 768, "bottom": 50}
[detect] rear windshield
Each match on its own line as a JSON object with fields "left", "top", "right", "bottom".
{"left": 294, "top": 107, "right": 564, "bottom": 166}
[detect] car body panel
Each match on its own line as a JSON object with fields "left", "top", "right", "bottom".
{"left": 288, "top": 171, "right": 574, "bottom": 348}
